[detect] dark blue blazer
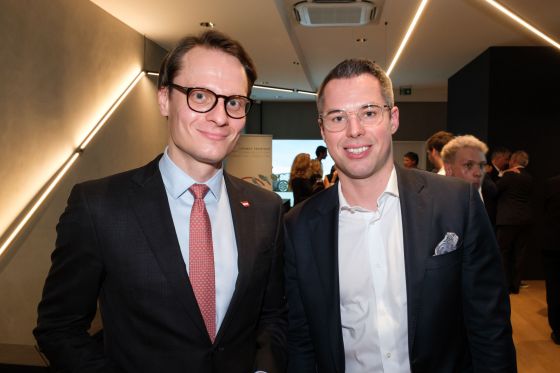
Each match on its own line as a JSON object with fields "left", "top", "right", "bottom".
{"left": 34, "top": 155, "right": 287, "bottom": 373}
{"left": 284, "top": 166, "right": 516, "bottom": 373}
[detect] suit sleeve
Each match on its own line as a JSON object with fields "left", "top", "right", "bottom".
{"left": 33, "top": 184, "right": 122, "bottom": 373}
{"left": 462, "top": 186, "right": 517, "bottom": 372}
{"left": 283, "top": 216, "right": 317, "bottom": 372}
{"left": 254, "top": 199, "right": 288, "bottom": 373}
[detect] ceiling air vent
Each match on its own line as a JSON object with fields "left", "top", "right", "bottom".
{"left": 294, "top": 0, "right": 378, "bottom": 27}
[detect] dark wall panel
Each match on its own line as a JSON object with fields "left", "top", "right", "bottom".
{"left": 448, "top": 46, "right": 560, "bottom": 279}
{"left": 448, "top": 49, "right": 490, "bottom": 140}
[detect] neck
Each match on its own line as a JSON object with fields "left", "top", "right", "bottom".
{"left": 338, "top": 163, "right": 393, "bottom": 211}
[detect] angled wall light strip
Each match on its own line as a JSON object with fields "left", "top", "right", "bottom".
{"left": 0, "top": 70, "right": 145, "bottom": 259}
{"left": 0, "top": 153, "right": 80, "bottom": 258}
{"left": 253, "top": 85, "right": 294, "bottom": 93}
{"left": 484, "top": 0, "right": 560, "bottom": 50}
{"left": 296, "top": 90, "right": 318, "bottom": 96}
{"left": 387, "top": 0, "right": 430, "bottom": 76}
{"left": 80, "top": 71, "right": 145, "bottom": 150}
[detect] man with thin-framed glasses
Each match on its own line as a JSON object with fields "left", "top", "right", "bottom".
{"left": 284, "top": 58, "right": 516, "bottom": 372}
{"left": 35, "top": 31, "right": 287, "bottom": 373}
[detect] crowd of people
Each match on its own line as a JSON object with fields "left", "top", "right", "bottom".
{"left": 32, "top": 28, "right": 559, "bottom": 373}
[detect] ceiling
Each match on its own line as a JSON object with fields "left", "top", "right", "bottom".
{"left": 90, "top": 0, "right": 560, "bottom": 102}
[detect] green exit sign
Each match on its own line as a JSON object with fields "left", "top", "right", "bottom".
{"left": 400, "top": 87, "right": 412, "bottom": 95}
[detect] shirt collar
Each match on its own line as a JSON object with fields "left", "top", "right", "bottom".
{"left": 159, "top": 147, "right": 222, "bottom": 201}
{"left": 338, "top": 167, "right": 399, "bottom": 213}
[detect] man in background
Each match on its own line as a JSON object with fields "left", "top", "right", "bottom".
{"left": 284, "top": 58, "right": 515, "bottom": 372}
{"left": 543, "top": 174, "right": 560, "bottom": 345}
{"left": 34, "top": 31, "right": 287, "bottom": 373}
{"left": 403, "top": 151, "right": 419, "bottom": 169}
{"left": 441, "top": 134, "right": 498, "bottom": 224}
{"left": 496, "top": 150, "right": 533, "bottom": 294}
{"left": 490, "top": 147, "right": 511, "bottom": 182}
{"left": 426, "top": 130, "right": 454, "bottom": 174}
{"left": 314, "top": 145, "right": 328, "bottom": 176}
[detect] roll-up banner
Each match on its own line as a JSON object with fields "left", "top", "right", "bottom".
{"left": 225, "top": 134, "right": 273, "bottom": 191}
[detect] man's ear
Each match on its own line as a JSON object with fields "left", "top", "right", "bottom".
{"left": 390, "top": 106, "right": 400, "bottom": 134}
{"left": 444, "top": 163, "right": 453, "bottom": 176}
{"left": 158, "top": 87, "right": 170, "bottom": 117}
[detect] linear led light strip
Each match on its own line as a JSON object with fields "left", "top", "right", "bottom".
{"left": 484, "top": 0, "right": 560, "bottom": 50}
{"left": 0, "top": 71, "right": 145, "bottom": 258}
{"left": 387, "top": 0, "right": 430, "bottom": 76}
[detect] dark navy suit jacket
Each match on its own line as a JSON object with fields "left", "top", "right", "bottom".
{"left": 284, "top": 166, "right": 516, "bottom": 373}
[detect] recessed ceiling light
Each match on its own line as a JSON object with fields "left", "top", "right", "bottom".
{"left": 199, "top": 22, "right": 214, "bottom": 28}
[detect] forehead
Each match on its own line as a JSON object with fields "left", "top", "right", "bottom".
{"left": 176, "top": 46, "right": 247, "bottom": 93}
{"left": 455, "top": 146, "right": 485, "bottom": 161}
{"left": 322, "top": 74, "right": 384, "bottom": 110}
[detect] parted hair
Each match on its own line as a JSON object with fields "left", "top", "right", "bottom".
{"left": 157, "top": 30, "right": 257, "bottom": 95}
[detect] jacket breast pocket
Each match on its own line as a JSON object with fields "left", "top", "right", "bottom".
{"left": 425, "top": 247, "right": 462, "bottom": 269}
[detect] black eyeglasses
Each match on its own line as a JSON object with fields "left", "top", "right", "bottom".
{"left": 168, "top": 83, "right": 253, "bottom": 119}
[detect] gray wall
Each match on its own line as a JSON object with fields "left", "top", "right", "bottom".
{"left": 246, "top": 101, "right": 446, "bottom": 141}
{"left": 0, "top": 0, "right": 167, "bottom": 346}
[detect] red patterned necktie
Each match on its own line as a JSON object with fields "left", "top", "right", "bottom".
{"left": 188, "top": 184, "right": 216, "bottom": 342}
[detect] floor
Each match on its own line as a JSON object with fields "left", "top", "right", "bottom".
{"left": 0, "top": 281, "right": 558, "bottom": 371}
{"left": 510, "top": 280, "right": 559, "bottom": 372}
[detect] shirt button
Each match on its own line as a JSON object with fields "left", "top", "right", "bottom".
{"left": 386, "top": 352, "right": 391, "bottom": 358}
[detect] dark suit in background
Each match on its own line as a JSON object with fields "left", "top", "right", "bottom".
{"left": 284, "top": 167, "right": 516, "bottom": 372}
{"left": 496, "top": 168, "right": 534, "bottom": 293}
{"left": 482, "top": 175, "right": 498, "bottom": 227}
{"left": 542, "top": 174, "right": 560, "bottom": 342}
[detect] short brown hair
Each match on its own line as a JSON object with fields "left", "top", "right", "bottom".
{"left": 426, "top": 131, "right": 454, "bottom": 152}
{"left": 317, "top": 59, "right": 394, "bottom": 113}
{"left": 157, "top": 30, "right": 257, "bottom": 95}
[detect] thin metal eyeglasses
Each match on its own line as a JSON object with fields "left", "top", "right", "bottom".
{"left": 168, "top": 83, "right": 253, "bottom": 119}
{"left": 319, "top": 104, "right": 392, "bottom": 132}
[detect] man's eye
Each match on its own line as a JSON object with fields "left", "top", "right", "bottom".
{"left": 227, "top": 98, "right": 241, "bottom": 109}
{"left": 331, "top": 115, "right": 346, "bottom": 123}
{"left": 191, "top": 91, "right": 209, "bottom": 102}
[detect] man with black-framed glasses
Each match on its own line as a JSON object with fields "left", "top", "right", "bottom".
{"left": 35, "top": 30, "right": 287, "bottom": 373}
{"left": 284, "top": 58, "right": 516, "bottom": 372}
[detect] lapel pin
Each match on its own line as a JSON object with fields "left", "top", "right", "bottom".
{"left": 240, "top": 200, "right": 250, "bottom": 208}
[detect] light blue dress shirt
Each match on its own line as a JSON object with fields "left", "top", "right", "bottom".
{"left": 159, "top": 148, "right": 238, "bottom": 332}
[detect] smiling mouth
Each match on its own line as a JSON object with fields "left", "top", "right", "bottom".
{"left": 346, "top": 146, "right": 370, "bottom": 154}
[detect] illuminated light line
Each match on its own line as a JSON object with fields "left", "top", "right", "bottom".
{"left": 484, "top": 0, "right": 560, "bottom": 50}
{"left": 296, "top": 90, "right": 318, "bottom": 96}
{"left": 80, "top": 71, "right": 145, "bottom": 150}
{"left": 387, "top": 0, "right": 430, "bottom": 76}
{"left": 0, "top": 153, "right": 80, "bottom": 258}
{"left": 0, "top": 70, "right": 145, "bottom": 259}
{"left": 146, "top": 72, "right": 318, "bottom": 96}
{"left": 252, "top": 85, "right": 294, "bottom": 93}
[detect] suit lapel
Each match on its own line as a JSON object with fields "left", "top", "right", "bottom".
{"left": 214, "top": 173, "right": 256, "bottom": 342}
{"left": 308, "top": 186, "right": 345, "bottom": 372}
{"left": 128, "top": 156, "right": 208, "bottom": 339}
{"left": 396, "top": 167, "right": 433, "bottom": 354}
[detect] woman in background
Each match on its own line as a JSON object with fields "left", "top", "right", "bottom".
{"left": 289, "top": 153, "right": 313, "bottom": 205}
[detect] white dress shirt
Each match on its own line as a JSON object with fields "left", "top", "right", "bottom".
{"left": 338, "top": 167, "right": 410, "bottom": 373}
{"left": 159, "top": 149, "right": 238, "bottom": 332}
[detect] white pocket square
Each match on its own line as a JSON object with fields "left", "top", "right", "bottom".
{"left": 434, "top": 232, "right": 459, "bottom": 256}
